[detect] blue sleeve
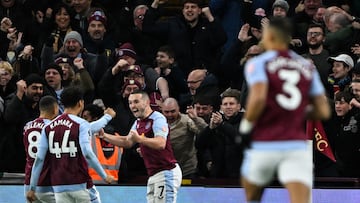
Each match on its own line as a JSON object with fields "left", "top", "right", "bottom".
{"left": 90, "top": 114, "right": 112, "bottom": 135}
{"left": 79, "top": 120, "right": 107, "bottom": 179}
{"left": 131, "top": 121, "right": 137, "bottom": 131}
{"left": 309, "top": 69, "right": 325, "bottom": 96}
{"left": 29, "top": 128, "right": 48, "bottom": 190}
{"left": 152, "top": 113, "right": 169, "bottom": 139}
{"left": 245, "top": 57, "right": 268, "bottom": 86}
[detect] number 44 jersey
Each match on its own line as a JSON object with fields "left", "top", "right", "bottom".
{"left": 245, "top": 50, "right": 325, "bottom": 141}
{"left": 43, "top": 113, "right": 90, "bottom": 186}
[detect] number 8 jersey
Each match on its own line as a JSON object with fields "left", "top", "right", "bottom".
{"left": 245, "top": 50, "right": 325, "bottom": 141}
{"left": 23, "top": 118, "right": 51, "bottom": 186}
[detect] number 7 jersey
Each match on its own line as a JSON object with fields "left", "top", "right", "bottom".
{"left": 245, "top": 50, "right": 325, "bottom": 141}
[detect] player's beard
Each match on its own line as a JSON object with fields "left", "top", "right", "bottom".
{"left": 308, "top": 42, "right": 322, "bottom": 49}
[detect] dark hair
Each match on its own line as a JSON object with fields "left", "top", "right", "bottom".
{"left": 268, "top": 17, "right": 293, "bottom": 44}
{"left": 50, "top": 2, "right": 76, "bottom": 30}
{"left": 307, "top": 24, "right": 325, "bottom": 34}
{"left": 334, "top": 90, "right": 353, "bottom": 103}
{"left": 60, "top": 86, "right": 84, "bottom": 108}
{"left": 130, "top": 89, "right": 149, "bottom": 100}
{"left": 221, "top": 89, "right": 241, "bottom": 103}
{"left": 39, "top": 95, "right": 58, "bottom": 112}
{"left": 83, "top": 104, "right": 104, "bottom": 119}
{"left": 158, "top": 45, "right": 175, "bottom": 59}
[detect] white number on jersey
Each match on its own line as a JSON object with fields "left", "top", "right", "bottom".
{"left": 27, "top": 131, "right": 41, "bottom": 159}
{"left": 49, "top": 130, "right": 78, "bottom": 158}
{"left": 276, "top": 69, "right": 302, "bottom": 110}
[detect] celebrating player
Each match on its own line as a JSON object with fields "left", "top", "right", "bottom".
{"left": 23, "top": 96, "right": 58, "bottom": 203}
{"left": 99, "top": 90, "right": 182, "bottom": 203}
{"left": 238, "top": 17, "right": 330, "bottom": 203}
{"left": 26, "top": 86, "right": 114, "bottom": 203}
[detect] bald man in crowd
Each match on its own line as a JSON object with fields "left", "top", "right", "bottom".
{"left": 162, "top": 98, "right": 207, "bottom": 178}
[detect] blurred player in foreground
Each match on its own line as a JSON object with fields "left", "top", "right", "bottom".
{"left": 238, "top": 17, "right": 330, "bottom": 203}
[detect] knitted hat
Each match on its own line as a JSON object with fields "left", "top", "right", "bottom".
{"left": 116, "top": 43, "right": 137, "bottom": 60}
{"left": 44, "top": 63, "right": 64, "bottom": 78}
{"left": 272, "top": 0, "right": 289, "bottom": 12}
{"left": 64, "top": 31, "right": 83, "bottom": 47}
{"left": 25, "top": 73, "right": 45, "bottom": 86}
{"left": 88, "top": 10, "right": 107, "bottom": 25}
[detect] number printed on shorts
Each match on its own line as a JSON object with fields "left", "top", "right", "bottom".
{"left": 48, "top": 130, "right": 78, "bottom": 158}
{"left": 276, "top": 69, "right": 302, "bottom": 110}
{"left": 158, "top": 185, "right": 165, "bottom": 198}
{"left": 27, "top": 131, "right": 41, "bottom": 159}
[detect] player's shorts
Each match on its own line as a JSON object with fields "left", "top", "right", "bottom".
{"left": 88, "top": 185, "right": 101, "bottom": 203}
{"left": 241, "top": 140, "right": 313, "bottom": 188}
{"left": 54, "top": 189, "right": 90, "bottom": 203}
{"left": 146, "top": 163, "right": 182, "bottom": 203}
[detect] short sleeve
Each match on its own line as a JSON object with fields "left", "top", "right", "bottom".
{"left": 245, "top": 56, "right": 268, "bottom": 86}
{"left": 151, "top": 113, "right": 169, "bottom": 139}
{"left": 309, "top": 69, "right": 325, "bottom": 96}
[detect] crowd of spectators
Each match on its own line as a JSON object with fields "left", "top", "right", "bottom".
{"left": 1, "top": 0, "right": 360, "bottom": 182}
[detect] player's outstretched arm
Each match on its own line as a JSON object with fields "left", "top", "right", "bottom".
{"left": 80, "top": 121, "right": 113, "bottom": 183}
{"left": 100, "top": 131, "right": 135, "bottom": 148}
{"left": 89, "top": 108, "right": 116, "bottom": 135}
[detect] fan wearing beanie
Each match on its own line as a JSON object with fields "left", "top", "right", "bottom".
{"left": 84, "top": 9, "right": 116, "bottom": 63}
{"left": 63, "top": 31, "right": 84, "bottom": 58}
{"left": 44, "top": 63, "right": 64, "bottom": 113}
{"left": 272, "top": 0, "right": 289, "bottom": 17}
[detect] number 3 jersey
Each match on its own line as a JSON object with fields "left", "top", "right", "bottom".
{"left": 42, "top": 113, "right": 90, "bottom": 186}
{"left": 245, "top": 50, "right": 325, "bottom": 141}
{"left": 23, "top": 118, "right": 51, "bottom": 186}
